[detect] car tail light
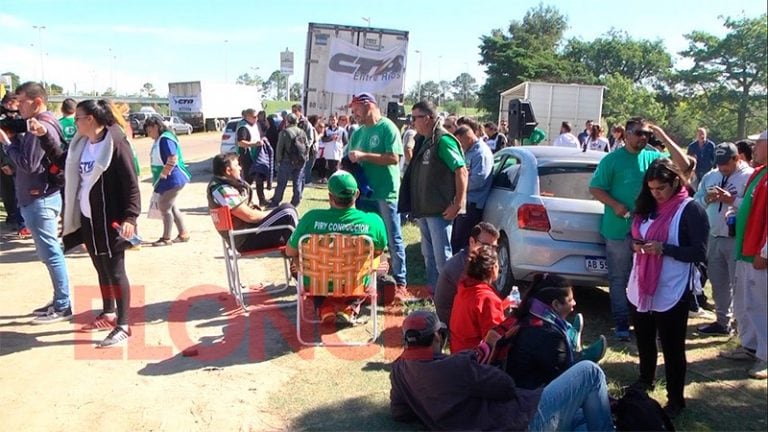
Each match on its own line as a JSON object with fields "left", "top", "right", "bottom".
{"left": 222, "top": 133, "right": 231, "bottom": 140}
{"left": 518, "top": 204, "right": 551, "bottom": 231}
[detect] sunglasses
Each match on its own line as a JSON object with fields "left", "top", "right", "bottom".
{"left": 411, "top": 114, "right": 428, "bottom": 119}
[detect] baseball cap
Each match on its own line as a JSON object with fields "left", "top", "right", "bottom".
{"left": 402, "top": 310, "right": 446, "bottom": 344}
{"left": 327, "top": 170, "right": 358, "bottom": 199}
{"left": 285, "top": 112, "right": 299, "bottom": 124}
{"left": 349, "top": 92, "right": 377, "bottom": 106}
{"left": 714, "top": 142, "right": 738, "bottom": 165}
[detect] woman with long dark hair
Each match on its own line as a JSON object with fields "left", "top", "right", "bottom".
{"left": 508, "top": 274, "right": 606, "bottom": 390}
{"left": 33, "top": 99, "right": 141, "bottom": 347}
{"left": 628, "top": 157, "right": 708, "bottom": 417}
{"left": 449, "top": 245, "right": 505, "bottom": 353}
{"left": 145, "top": 116, "right": 190, "bottom": 245}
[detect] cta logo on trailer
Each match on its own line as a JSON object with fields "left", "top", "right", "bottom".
{"left": 173, "top": 98, "right": 195, "bottom": 104}
{"left": 329, "top": 54, "right": 404, "bottom": 82}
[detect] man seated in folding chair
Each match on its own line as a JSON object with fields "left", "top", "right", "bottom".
{"left": 285, "top": 170, "right": 388, "bottom": 324}
{"left": 207, "top": 153, "right": 298, "bottom": 252}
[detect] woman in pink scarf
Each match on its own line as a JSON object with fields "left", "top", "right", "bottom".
{"left": 626, "top": 158, "right": 709, "bottom": 419}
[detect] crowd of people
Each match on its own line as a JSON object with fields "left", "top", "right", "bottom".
{"left": 2, "top": 80, "right": 766, "bottom": 429}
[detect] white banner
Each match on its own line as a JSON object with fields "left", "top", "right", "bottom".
{"left": 325, "top": 38, "right": 406, "bottom": 95}
{"left": 169, "top": 96, "right": 202, "bottom": 113}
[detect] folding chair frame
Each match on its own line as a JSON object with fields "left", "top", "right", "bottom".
{"left": 296, "top": 233, "right": 379, "bottom": 346}
{"left": 210, "top": 206, "right": 295, "bottom": 311}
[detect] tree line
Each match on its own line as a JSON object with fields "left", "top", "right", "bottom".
{"left": 476, "top": 4, "right": 767, "bottom": 142}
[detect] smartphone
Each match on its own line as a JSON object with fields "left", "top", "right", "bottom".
{"left": 706, "top": 185, "right": 717, "bottom": 193}
{"left": 632, "top": 238, "right": 646, "bottom": 245}
{"left": 26, "top": 119, "right": 33, "bottom": 132}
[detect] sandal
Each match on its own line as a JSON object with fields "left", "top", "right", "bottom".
{"left": 151, "top": 238, "right": 173, "bottom": 247}
{"left": 173, "top": 234, "right": 191, "bottom": 243}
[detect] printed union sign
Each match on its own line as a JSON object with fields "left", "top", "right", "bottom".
{"left": 280, "top": 50, "right": 294, "bottom": 75}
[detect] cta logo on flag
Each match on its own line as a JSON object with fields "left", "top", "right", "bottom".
{"left": 326, "top": 38, "right": 407, "bottom": 95}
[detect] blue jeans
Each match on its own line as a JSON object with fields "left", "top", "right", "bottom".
{"left": 271, "top": 162, "right": 304, "bottom": 207}
{"left": 605, "top": 237, "right": 633, "bottom": 331}
{"left": 530, "top": 361, "right": 614, "bottom": 431}
{"left": 417, "top": 216, "right": 453, "bottom": 295}
{"left": 356, "top": 199, "right": 407, "bottom": 285}
{"left": 19, "top": 192, "right": 71, "bottom": 310}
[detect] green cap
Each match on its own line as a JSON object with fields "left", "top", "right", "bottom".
{"left": 327, "top": 170, "right": 358, "bottom": 198}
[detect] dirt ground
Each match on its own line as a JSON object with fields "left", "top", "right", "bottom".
{"left": 0, "top": 157, "right": 405, "bottom": 432}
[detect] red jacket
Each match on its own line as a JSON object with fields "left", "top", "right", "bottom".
{"left": 742, "top": 165, "right": 767, "bottom": 258}
{"left": 449, "top": 277, "right": 505, "bottom": 353}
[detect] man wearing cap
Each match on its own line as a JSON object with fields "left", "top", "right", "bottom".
{"left": 720, "top": 131, "right": 767, "bottom": 380}
{"left": 345, "top": 92, "right": 409, "bottom": 299}
{"left": 285, "top": 170, "right": 388, "bottom": 323}
{"left": 270, "top": 112, "right": 309, "bottom": 208}
{"left": 590, "top": 117, "right": 692, "bottom": 341}
{"left": 236, "top": 108, "right": 263, "bottom": 186}
{"left": 687, "top": 127, "right": 717, "bottom": 189}
{"left": 693, "top": 142, "right": 754, "bottom": 335}
{"left": 389, "top": 310, "right": 614, "bottom": 431}
{"left": 400, "top": 101, "right": 468, "bottom": 296}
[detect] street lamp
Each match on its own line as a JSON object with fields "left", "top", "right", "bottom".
{"left": 223, "top": 39, "right": 229, "bottom": 83}
{"left": 362, "top": 17, "right": 371, "bottom": 27}
{"left": 437, "top": 55, "right": 443, "bottom": 106}
{"left": 32, "top": 25, "right": 46, "bottom": 84}
{"left": 415, "top": 50, "right": 423, "bottom": 101}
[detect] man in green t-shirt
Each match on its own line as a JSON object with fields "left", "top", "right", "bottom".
{"left": 286, "top": 170, "right": 388, "bottom": 324}
{"left": 589, "top": 117, "right": 693, "bottom": 340}
{"left": 59, "top": 98, "right": 77, "bottom": 150}
{"left": 345, "top": 92, "right": 408, "bottom": 299}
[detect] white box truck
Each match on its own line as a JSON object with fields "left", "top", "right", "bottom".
{"left": 303, "top": 23, "right": 409, "bottom": 119}
{"left": 499, "top": 82, "right": 604, "bottom": 145}
{"left": 168, "top": 81, "right": 262, "bottom": 132}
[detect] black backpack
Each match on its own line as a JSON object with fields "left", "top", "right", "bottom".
{"left": 613, "top": 387, "right": 675, "bottom": 431}
{"left": 281, "top": 127, "right": 308, "bottom": 167}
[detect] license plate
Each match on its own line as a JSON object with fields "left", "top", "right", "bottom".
{"left": 585, "top": 256, "right": 608, "bottom": 273}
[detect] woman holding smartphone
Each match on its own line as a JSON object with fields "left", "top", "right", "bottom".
{"left": 627, "top": 158, "right": 708, "bottom": 418}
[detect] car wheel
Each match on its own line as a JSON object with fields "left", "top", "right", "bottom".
{"left": 495, "top": 232, "right": 518, "bottom": 299}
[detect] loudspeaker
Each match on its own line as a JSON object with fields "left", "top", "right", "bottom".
{"left": 508, "top": 99, "right": 538, "bottom": 140}
{"left": 387, "top": 101, "right": 405, "bottom": 119}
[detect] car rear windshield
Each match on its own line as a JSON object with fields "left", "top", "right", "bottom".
{"left": 537, "top": 165, "right": 597, "bottom": 200}
{"left": 225, "top": 121, "right": 239, "bottom": 132}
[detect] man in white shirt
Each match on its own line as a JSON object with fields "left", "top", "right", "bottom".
{"left": 552, "top": 121, "right": 580, "bottom": 148}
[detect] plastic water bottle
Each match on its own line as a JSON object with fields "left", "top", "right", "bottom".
{"left": 111, "top": 222, "right": 142, "bottom": 246}
{"left": 508, "top": 286, "right": 521, "bottom": 308}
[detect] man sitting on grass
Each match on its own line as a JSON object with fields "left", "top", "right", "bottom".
{"left": 285, "top": 170, "right": 388, "bottom": 324}
{"left": 390, "top": 310, "right": 615, "bottom": 431}
{"left": 207, "top": 153, "right": 297, "bottom": 252}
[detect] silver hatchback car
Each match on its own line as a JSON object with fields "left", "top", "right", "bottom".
{"left": 482, "top": 146, "right": 608, "bottom": 296}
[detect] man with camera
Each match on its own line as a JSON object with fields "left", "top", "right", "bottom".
{"left": 0, "top": 82, "right": 71, "bottom": 323}
{"left": 589, "top": 117, "right": 692, "bottom": 341}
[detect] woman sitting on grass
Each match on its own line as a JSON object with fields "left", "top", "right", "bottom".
{"left": 507, "top": 273, "right": 607, "bottom": 390}
{"left": 449, "top": 245, "right": 505, "bottom": 353}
